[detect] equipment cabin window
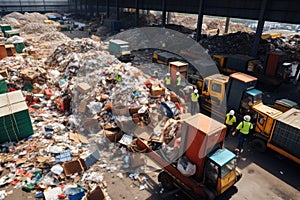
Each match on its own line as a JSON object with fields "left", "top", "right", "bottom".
{"left": 212, "top": 83, "right": 222, "bottom": 93}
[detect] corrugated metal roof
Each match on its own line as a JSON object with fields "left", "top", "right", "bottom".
{"left": 276, "top": 108, "right": 300, "bottom": 129}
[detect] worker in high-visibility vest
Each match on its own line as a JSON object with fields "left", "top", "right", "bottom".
{"left": 235, "top": 115, "right": 253, "bottom": 153}
{"left": 225, "top": 110, "right": 236, "bottom": 138}
{"left": 153, "top": 70, "right": 158, "bottom": 79}
{"left": 165, "top": 73, "right": 171, "bottom": 88}
{"left": 176, "top": 72, "right": 181, "bottom": 87}
{"left": 176, "top": 71, "right": 182, "bottom": 93}
{"left": 115, "top": 71, "right": 122, "bottom": 82}
{"left": 190, "top": 89, "right": 199, "bottom": 115}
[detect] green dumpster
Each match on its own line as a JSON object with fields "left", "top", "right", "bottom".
{"left": 0, "top": 24, "right": 12, "bottom": 33}
{"left": 0, "top": 79, "right": 8, "bottom": 94}
{"left": 13, "top": 42, "right": 25, "bottom": 53}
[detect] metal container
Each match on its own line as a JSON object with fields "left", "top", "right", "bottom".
{"left": 270, "top": 108, "right": 300, "bottom": 159}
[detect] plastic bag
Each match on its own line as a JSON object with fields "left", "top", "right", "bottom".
{"left": 177, "top": 157, "right": 196, "bottom": 177}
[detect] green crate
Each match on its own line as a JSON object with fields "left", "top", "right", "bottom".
{"left": 13, "top": 42, "right": 25, "bottom": 53}
{"left": 0, "top": 110, "right": 34, "bottom": 143}
{"left": 0, "top": 79, "right": 8, "bottom": 94}
{"left": 0, "top": 24, "right": 11, "bottom": 33}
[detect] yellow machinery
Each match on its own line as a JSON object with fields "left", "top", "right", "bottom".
{"left": 252, "top": 104, "right": 300, "bottom": 164}
{"left": 200, "top": 72, "right": 262, "bottom": 120}
{"left": 212, "top": 54, "right": 258, "bottom": 74}
{"left": 261, "top": 33, "right": 282, "bottom": 40}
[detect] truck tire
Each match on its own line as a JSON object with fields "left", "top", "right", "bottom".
{"left": 158, "top": 172, "right": 174, "bottom": 190}
{"left": 251, "top": 138, "right": 267, "bottom": 152}
{"left": 203, "top": 186, "right": 216, "bottom": 200}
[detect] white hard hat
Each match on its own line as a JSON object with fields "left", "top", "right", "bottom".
{"left": 176, "top": 72, "right": 180, "bottom": 76}
{"left": 194, "top": 89, "right": 198, "bottom": 93}
{"left": 229, "top": 110, "right": 235, "bottom": 115}
{"left": 244, "top": 115, "right": 251, "bottom": 122}
{"left": 166, "top": 73, "right": 170, "bottom": 76}
{"left": 118, "top": 71, "right": 122, "bottom": 75}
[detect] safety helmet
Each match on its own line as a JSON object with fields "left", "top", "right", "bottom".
{"left": 194, "top": 89, "right": 198, "bottom": 93}
{"left": 154, "top": 70, "right": 158, "bottom": 74}
{"left": 244, "top": 115, "right": 251, "bottom": 122}
{"left": 118, "top": 71, "right": 122, "bottom": 75}
{"left": 166, "top": 73, "right": 170, "bottom": 76}
{"left": 229, "top": 110, "right": 235, "bottom": 115}
{"left": 176, "top": 72, "right": 180, "bottom": 76}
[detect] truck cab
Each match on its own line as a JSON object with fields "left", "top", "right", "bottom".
{"left": 201, "top": 74, "right": 229, "bottom": 107}
{"left": 200, "top": 72, "right": 262, "bottom": 121}
{"left": 206, "top": 148, "right": 238, "bottom": 195}
{"left": 239, "top": 88, "right": 263, "bottom": 116}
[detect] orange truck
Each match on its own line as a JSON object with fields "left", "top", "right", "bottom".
{"left": 136, "top": 113, "right": 241, "bottom": 199}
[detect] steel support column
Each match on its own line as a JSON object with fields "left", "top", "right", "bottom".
{"left": 74, "top": 0, "right": 78, "bottom": 13}
{"left": 225, "top": 17, "right": 230, "bottom": 33}
{"left": 106, "top": 0, "right": 110, "bottom": 18}
{"left": 19, "top": 0, "right": 22, "bottom": 12}
{"left": 162, "top": 0, "right": 166, "bottom": 27}
{"left": 80, "top": 0, "right": 83, "bottom": 16}
{"left": 196, "top": 0, "right": 204, "bottom": 41}
{"left": 116, "top": 0, "right": 120, "bottom": 21}
{"left": 135, "top": 0, "right": 139, "bottom": 26}
{"left": 167, "top": 12, "right": 171, "bottom": 24}
{"left": 97, "top": 0, "right": 99, "bottom": 17}
{"left": 85, "top": 0, "right": 88, "bottom": 18}
{"left": 251, "top": 0, "right": 268, "bottom": 57}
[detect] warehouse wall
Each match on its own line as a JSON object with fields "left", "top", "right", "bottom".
{"left": 0, "top": 0, "right": 70, "bottom": 13}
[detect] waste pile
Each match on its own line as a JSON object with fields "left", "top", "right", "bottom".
{"left": 200, "top": 31, "right": 300, "bottom": 62}
{"left": 21, "top": 23, "right": 57, "bottom": 35}
{"left": 0, "top": 20, "right": 187, "bottom": 199}
{"left": 2, "top": 12, "right": 48, "bottom": 28}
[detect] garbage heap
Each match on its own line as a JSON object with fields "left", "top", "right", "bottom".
{"left": 200, "top": 31, "right": 300, "bottom": 62}
{"left": 0, "top": 34, "right": 187, "bottom": 199}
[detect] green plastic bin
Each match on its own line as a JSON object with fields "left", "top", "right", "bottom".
{"left": 13, "top": 42, "right": 25, "bottom": 53}
{"left": 0, "top": 24, "right": 12, "bottom": 33}
{"left": 0, "top": 79, "right": 8, "bottom": 94}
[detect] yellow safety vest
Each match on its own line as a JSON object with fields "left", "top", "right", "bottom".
{"left": 177, "top": 76, "right": 181, "bottom": 86}
{"left": 116, "top": 74, "right": 122, "bottom": 82}
{"left": 225, "top": 114, "right": 236, "bottom": 125}
{"left": 165, "top": 76, "right": 171, "bottom": 85}
{"left": 191, "top": 93, "right": 199, "bottom": 102}
{"left": 237, "top": 121, "right": 253, "bottom": 134}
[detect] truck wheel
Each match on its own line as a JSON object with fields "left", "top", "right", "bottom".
{"left": 251, "top": 138, "right": 267, "bottom": 152}
{"left": 203, "top": 187, "right": 216, "bottom": 200}
{"left": 158, "top": 172, "right": 174, "bottom": 190}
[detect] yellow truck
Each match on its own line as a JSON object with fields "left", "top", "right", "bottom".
{"left": 251, "top": 104, "right": 300, "bottom": 164}
{"left": 200, "top": 72, "right": 263, "bottom": 120}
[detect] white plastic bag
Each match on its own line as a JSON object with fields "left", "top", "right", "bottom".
{"left": 177, "top": 157, "right": 196, "bottom": 177}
